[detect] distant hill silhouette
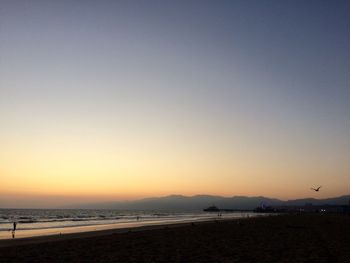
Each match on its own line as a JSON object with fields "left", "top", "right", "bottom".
{"left": 284, "top": 196, "right": 350, "bottom": 206}
{"left": 64, "top": 194, "right": 350, "bottom": 211}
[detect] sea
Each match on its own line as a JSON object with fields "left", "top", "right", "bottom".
{"left": 0, "top": 209, "right": 262, "bottom": 239}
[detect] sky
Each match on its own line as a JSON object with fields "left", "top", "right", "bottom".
{"left": 1, "top": 0, "right": 350, "bottom": 208}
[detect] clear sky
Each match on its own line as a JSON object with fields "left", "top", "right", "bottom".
{"left": 1, "top": 0, "right": 350, "bottom": 208}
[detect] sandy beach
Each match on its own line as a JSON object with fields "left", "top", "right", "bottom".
{"left": 0, "top": 214, "right": 349, "bottom": 262}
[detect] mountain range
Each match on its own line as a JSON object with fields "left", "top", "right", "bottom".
{"left": 65, "top": 194, "right": 350, "bottom": 211}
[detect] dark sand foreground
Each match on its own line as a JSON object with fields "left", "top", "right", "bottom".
{"left": 0, "top": 214, "right": 349, "bottom": 262}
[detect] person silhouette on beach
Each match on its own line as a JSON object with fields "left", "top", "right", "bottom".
{"left": 12, "top": 222, "right": 17, "bottom": 238}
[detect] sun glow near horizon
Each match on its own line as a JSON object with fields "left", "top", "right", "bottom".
{"left": 1, "top": 129, "right": 348, "bottom": 204}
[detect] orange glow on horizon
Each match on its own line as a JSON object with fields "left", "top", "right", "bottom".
{"left": 1, "top": 129, "right": 349, "bottom": 207}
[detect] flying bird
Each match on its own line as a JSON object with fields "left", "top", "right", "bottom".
{"left": 310, "top": 186, "right": 322, "bottom": 192}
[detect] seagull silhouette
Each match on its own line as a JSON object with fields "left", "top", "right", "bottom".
{"left": 310, "top": 186, "right": 322, "bottom": 192}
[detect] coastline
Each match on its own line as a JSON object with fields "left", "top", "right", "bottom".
{"left": 0, "top": 212, "right": 261, "bottom": 241}
{"left": 0, "top": 217, "right": 233, "bottom": 248}
{"left": 0, "top": 214, "right": 349, "bottom": 262}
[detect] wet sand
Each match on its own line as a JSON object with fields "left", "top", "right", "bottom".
{"left": 0, "top": 215, "right": 240, "bottom": 240}
{"left": 0, "top": 214, "right": 349, "bottom": 262}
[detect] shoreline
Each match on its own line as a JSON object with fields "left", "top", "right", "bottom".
{"left": 0, "top": 216, "right": 248, "bottom": 247}
{"left": 0, "top": 214, "right": 349, "bottom": 262}
{"left": 0, "top": 212, "right": 264, "bottom": 242}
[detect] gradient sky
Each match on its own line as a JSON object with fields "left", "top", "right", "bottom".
{"left": 1, "top": 0, "right": 350, "bottom": 208}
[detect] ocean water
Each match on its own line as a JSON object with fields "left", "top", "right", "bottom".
{"left": 0, "top": 209, "right": 261, "bottom": 239}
